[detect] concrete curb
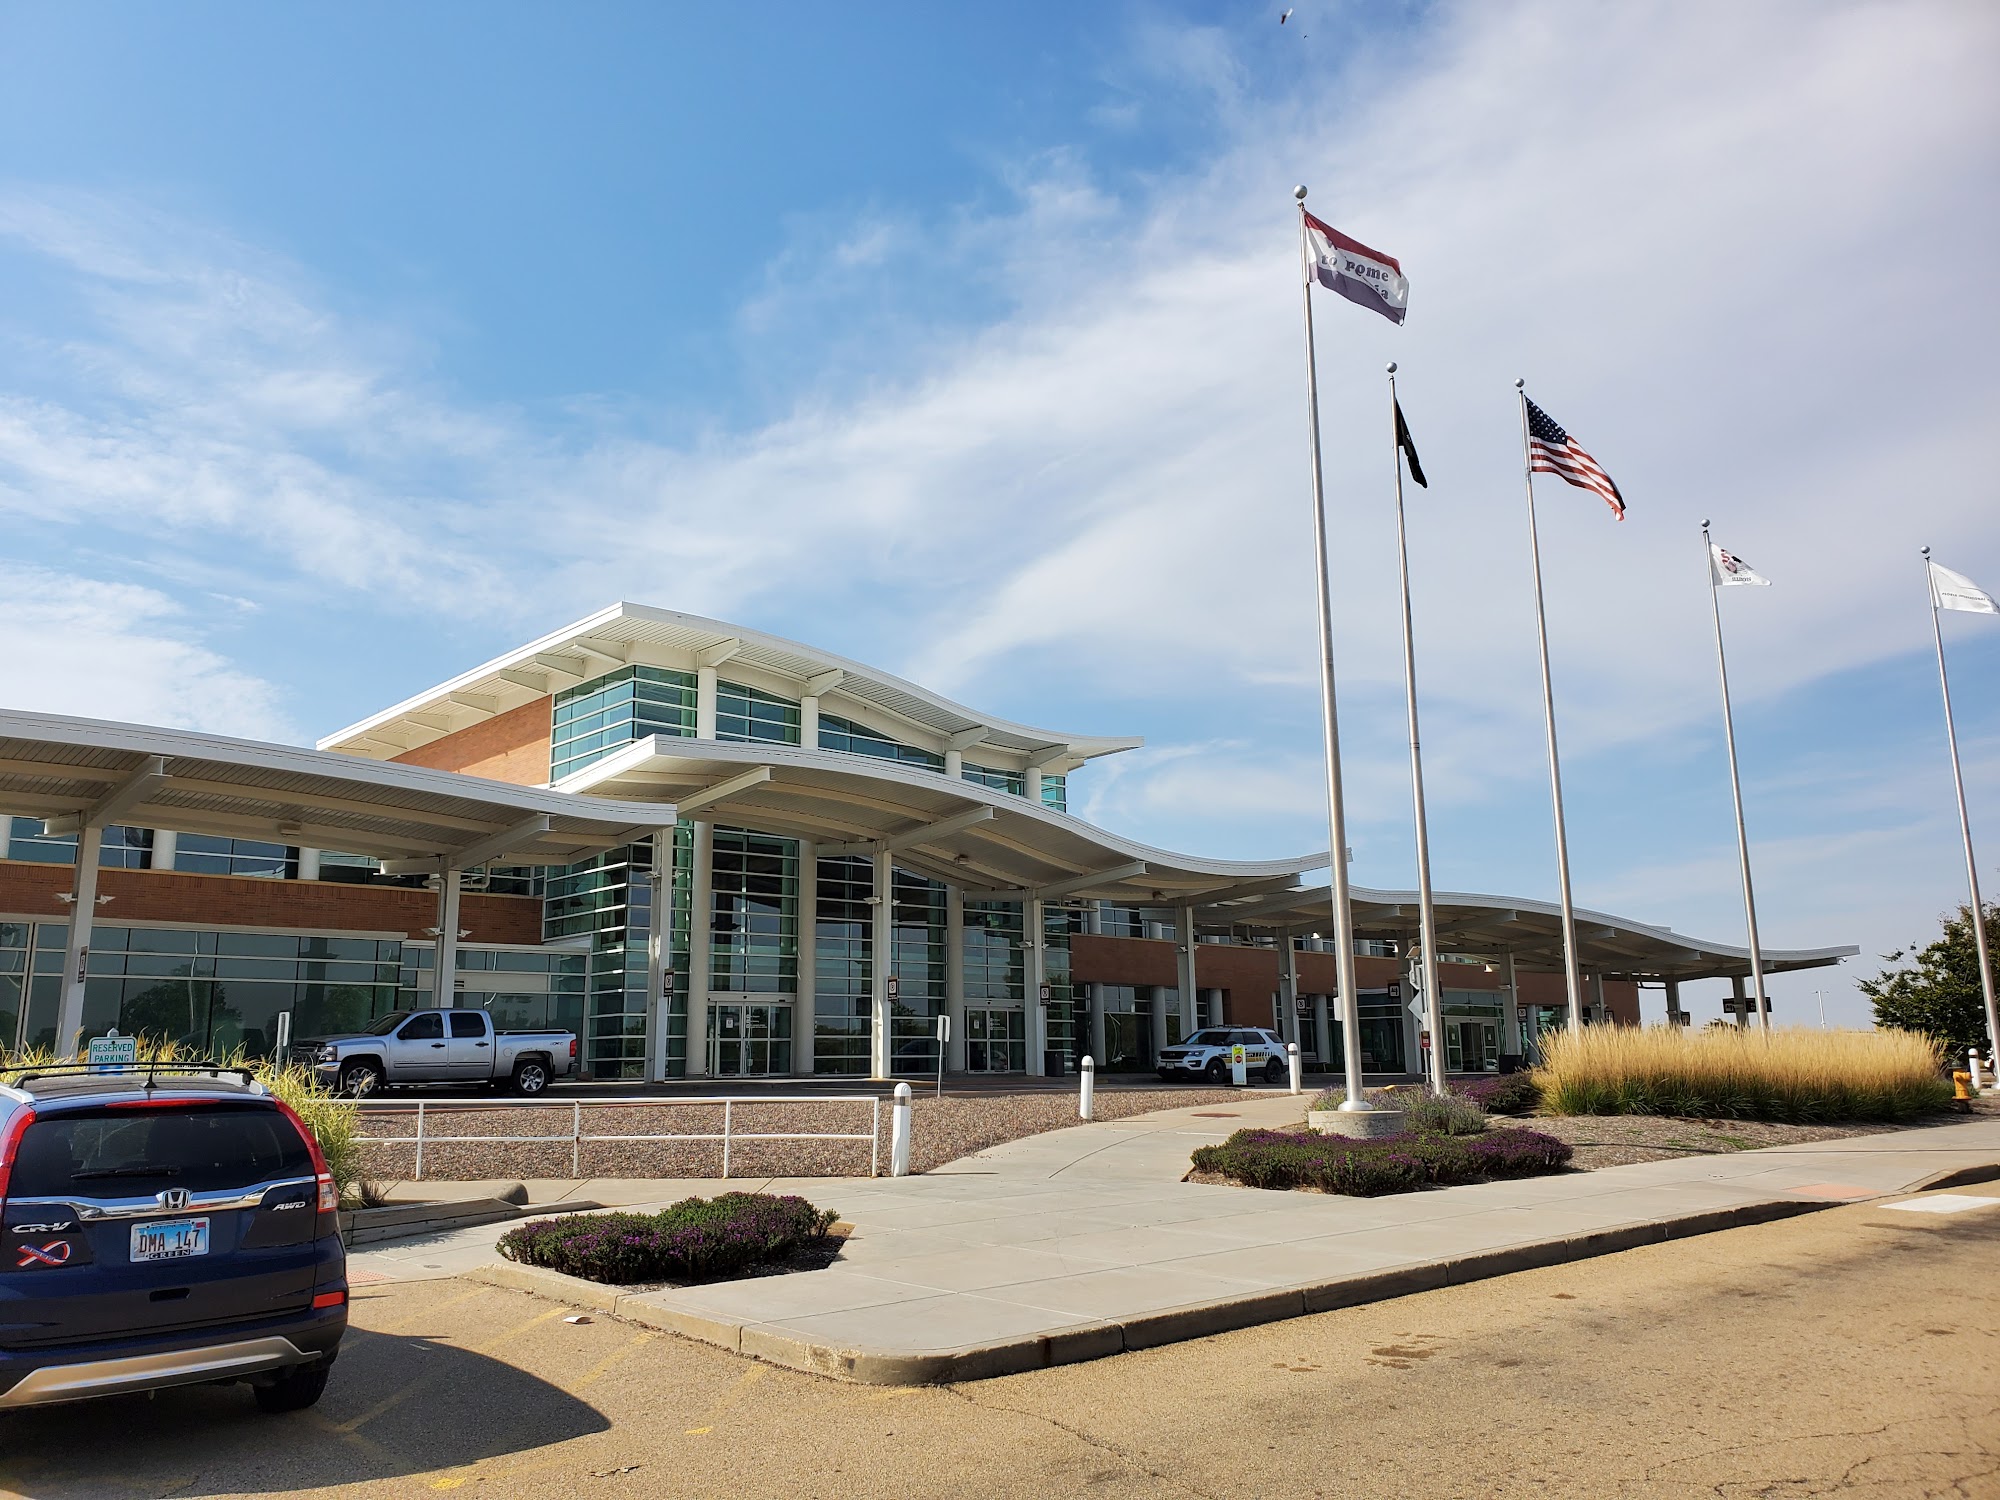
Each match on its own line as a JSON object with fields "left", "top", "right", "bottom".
{"left": 456, "top": 1194, "right": 1841, "bottom": 1385}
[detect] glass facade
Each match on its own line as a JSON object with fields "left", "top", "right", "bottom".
{"left": 708, "top": 829, "right": 797, "bottom": 994}
{"left": 817, "top": 713, "right": 945, "bottom": 772}
{"left": 962, "top": 899, "right": 1023, "bottom": 1003}
{"left": 1040, "top": 774, "right": 1068, "bottom": 813}
{"left": 543, "top": 841, "right": 660, "bottom": 1079}
{"left": 961, "top": 764, "right": 1024, "bottom": 796}
{"left": 812, "top": 855, "right": 874, "bottom": 1076}
{"left": 550, "top": 666, "right": 697, "bottom": 781}
{"left": 889, "top": 871, "right": 945, "bottom": 1075}
{"left": 715, "top": 682, "right": 801, "bottom": 746}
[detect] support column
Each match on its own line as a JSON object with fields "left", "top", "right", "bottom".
{"left": 1500, "top": 952, "right": 1523, "bottom": 1056}
{"left": 686, "top": 821, "right": 715, "bottom": 1075}
{"left": 646, "top": 828, "right": 674, "bottom": 1083}
{"left": 1088, "top": 982, "right": 1107, "bottom": 1064}
{"left": 0, "top": 815, "right": 10, "bottom": 861}
{"left": 151, "top": 829, "right": 177, "bottom": 872}
{"left": 1201, "top": 987, "right": 1224, "bottom": 1028}
{"left": 1023, "top": 765, "right": 1043, "bottom": 805}
{"left": 800, "top": 696, "right": 820, "bottom": 750}
{"left": 1149, "top": 985, "right": 1170, "bottom": 1063}
{"left": 1590, "top": 973, "right": 1607, "bottom": 1024}
{"left": 944, "top": 884, "right": 966, "bottom": 1071}
{"left": 1730, "top": 974, "right": 1747, "bottom": 1028}
{"left": 432, "top": 866, "right": 464, "bottom": 1007}
{"left": 1312, "top": 992, "right": 1332, "bottom": 1070}
{"left": 1665, "top": 977, "right": 1685, "bottom": 1026}
{"left": 1176, "top": 907, "right": 1198, "bottom": 1041}
{"left": 869, "top": 849, "right": 891, "bottom": 1080}
{"left": 1024, "top": 897, "right": 1047, "bottom": 1074}
{"left": 793, "top": 838, "right": 817, "bottom": 1076}
{"left": 696, "top": 665, "right": 719, "bottom": 739}
{"left": 293, "top": 845, "right": 317, "bottom": 881}
{"left": 1280, "top": 936, "right": 1302, "bottom": 1047}
{"left": 54, "top": 826, "right": 103, "bottom": 1055}
{"left": 943, "top": 747, "right": 963, "bottom": 779}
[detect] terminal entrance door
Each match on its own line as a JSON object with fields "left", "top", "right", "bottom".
{"left": 1446, "top": 1019, "right": 1498, "bottom": 1074}
{"left": 964, "top": 1009, "right": 1026, "bottom": 1073}
{"left": 708, "top": 1002, "right": 792, "bottom": 1077}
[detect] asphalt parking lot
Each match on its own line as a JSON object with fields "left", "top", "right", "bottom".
{"left": 0, "top": 1191, "right": 1994, "bottom": 1499}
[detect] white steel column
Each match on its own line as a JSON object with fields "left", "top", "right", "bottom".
{"left": 1148, "top": 986, "right": 1169, "bottom": 1062}
{"left": 1665, "top": 977, "right": 1685, "bottom": 1026}
{"left": 1281, "top": 936, "right": 1302, "bottom": 1047}
{"left": 293, "top": 845, "right": 316, "bottom": 881}
{"left": 800, "top": 696, "right": 820, "bottom": 750}
{"left": 646, "top": 829, "right": 674, "bottom": 1083}
{"left": 1176, "top": 907, "right": 1198, "bottom": 1040}
{"left": 1499, "top": 952, "right": 1523, "bottom": 1056}
{"left": 793, "top": 838, "right": 817, "bottom": 1076}
{"left": 943, "top": 747, "right": 963, "bottom": 778}
{"left": 696, "top": 665, "right": 719, "bottom": 739}
{"left": 944, "top": 884, "right": 967, "bottom": 1071}
{"left": 432, "top": 866, "right": 464, "bottom": 1007}
{"left": 151, "top": 830, "right": 177, "bottom": 872}
{"left": 53, "top": 826, "right": 104, "bottom": 1055}
{"left": 1023, "top": 766, "right": 1043, "bottom": 805}
{"left": 1085, "top": 902, "right": 1107, "bottom": 1064}
{"left": 0, "top": 815, "right": 10, "bottom": 861}
{"left": 1024, "top": 897, "right": 1048, "bottom": 1074}
{"left": 686, "top": 821, "right": 715, "bottom": 1075}
{"left": 1312, "top": 989, "right": 1332, "bottom": 1070}
{"left": 870, "top": 848, "right": 892, "bottom": 1080}
{"left": 1590, "top": 973, "right": 1606, "bottom": 1023}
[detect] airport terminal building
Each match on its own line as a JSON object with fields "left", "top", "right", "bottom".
{"left": 0, "top": 603, "right": 1854, "bottom": 1078}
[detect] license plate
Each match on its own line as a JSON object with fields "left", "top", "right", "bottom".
{"left": 131, "top": 1218, "right": 209, "bottom": 1263}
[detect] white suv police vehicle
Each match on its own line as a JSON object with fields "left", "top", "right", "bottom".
{"left": 1156, "top": 1028, "right": 1287, "bottom": 1085}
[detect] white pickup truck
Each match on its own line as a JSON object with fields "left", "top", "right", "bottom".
{"left": 307, "top": 1009, "right": 578, "bottom": 1096}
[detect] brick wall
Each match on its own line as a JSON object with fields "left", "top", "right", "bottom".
{"left": 0, "top": 861, "right": 542, "bottom": 945}
{"left": 387, "top": 697, "right": 553, "bottom": 786}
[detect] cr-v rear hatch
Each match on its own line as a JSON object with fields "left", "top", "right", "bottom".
{"left": 0, "top": 1099, "right": 323, "bottom": 1348}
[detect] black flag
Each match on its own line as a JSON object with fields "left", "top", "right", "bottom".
{"left": 1394, "top": 397, "right": 1427, "bottom": 488}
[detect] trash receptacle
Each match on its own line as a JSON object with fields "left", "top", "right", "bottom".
{"left": 1497, "top": 1053, "right": 1523, "bottom": 1075}
{"left": 1043, "top": 1049, "right": 1067, "bottom": 1077}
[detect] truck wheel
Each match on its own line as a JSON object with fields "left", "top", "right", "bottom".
{"left": 254, "top": 1361, "right": 330, "bottom": 1413}
{"left": 511, "top": 1059, "right": 550, "bottom": 1096}
{"left": 338, "top": 1061, "right": 382, "bottom": 1097}
{"left": 1204, "top": 1058, "right": 1227, "bottom": 1084}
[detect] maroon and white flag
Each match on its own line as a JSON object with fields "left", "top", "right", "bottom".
{"left": 1302, "top": 211, "right": 1408, "bottom": 325}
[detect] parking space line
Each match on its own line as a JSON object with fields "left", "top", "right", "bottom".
{"left": 570, "top": 1330, "right": 652, "bottom": 1394}
{"left": 366, "top": 1284, "right": 490, "bottom": 1334}
{"left": 685, "top": 1367, "right": 766, "bottom": 1435}
{"left": 335, "top": 1305, "right": 569, "bottom": 1434}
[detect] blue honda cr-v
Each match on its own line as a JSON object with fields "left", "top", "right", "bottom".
{"left": 0, "top": 1064, "right": 347, "bottom": 1412}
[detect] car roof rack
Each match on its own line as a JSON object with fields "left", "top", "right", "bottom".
{"left": 2, "top": 1060, "right": 261, "bottom": 1092}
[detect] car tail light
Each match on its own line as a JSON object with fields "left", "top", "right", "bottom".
{"left": 311, "top": 1290, "right": 347, "bottom": 1310}
{"left": 0, "top": 1108, "right": 37, "bottom": 1210}
{"left": 568, "top": 1037, "right": 577, "bottom": 1061}
{"left": 272, "top": 1099, "right": 340, "bottom": 1216}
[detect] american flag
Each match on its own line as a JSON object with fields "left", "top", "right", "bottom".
{"left": 1525, "top": 397, "right": 1624, "bottom": 520}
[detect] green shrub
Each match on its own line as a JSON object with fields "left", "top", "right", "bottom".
{"left": 1400, "top": 1091, "right": 1488, "bottom": 1136}
{"left": 498, "top": 1193, "right": 838, "bottom": 1284}
{"left": 1455, "top": 1073, "right": 1542, "bottom": 1115}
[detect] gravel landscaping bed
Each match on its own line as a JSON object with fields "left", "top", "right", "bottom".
{"left": 356, "top": 1085, "right": 1248, "bottom": 1181}
{"left": 1524, "top": 1102, "right": 1994, "bottom": 1169}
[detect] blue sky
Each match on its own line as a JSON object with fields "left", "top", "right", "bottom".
{"left": 0, "top": 1, "right": 1996, "bottom": 1027}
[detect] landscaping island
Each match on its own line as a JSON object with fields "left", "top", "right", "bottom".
{"left": 497, "top": 1192, "right": 841, "bottom": 1287}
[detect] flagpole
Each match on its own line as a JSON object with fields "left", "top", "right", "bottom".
{"left": 1388, "top": 362, "right": 1445, "bottom": 1092}
{"left": 1922, "top": 545, "right": 2000, "bottom": 1060}
{"left": 1296, "top": 185, "right": 1371, "bottom": 1112}
{"left": 1702, "top": 521, "right": 1769, "bottom": 1028}
{"left": 1515, "top": 379, "right": 1586, "bottom": 1032}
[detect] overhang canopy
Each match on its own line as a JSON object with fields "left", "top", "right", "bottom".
{"left": 0, "top": 710, "right": 676, "bottom": 868}
{"left": 1199, "top": 883, "right": 1857, "bottom": 981}
{"left": 318, "top": 601, "right": 1144, "bottom": 769}
{"left": 556, "top": 736, "right": 1328, "bottom": 904}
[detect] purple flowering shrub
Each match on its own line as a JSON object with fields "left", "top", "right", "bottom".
{"left": 1190, "top": 1126, "right": 1571, "bottom": 1196}
{"left": 1454, "top": 1073, "right": 1543, "bottom": 1115}
{"left": 497, "top": 1192, "right": 839, "bottom": 1284}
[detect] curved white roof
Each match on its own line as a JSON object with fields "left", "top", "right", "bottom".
{"left": 318, "top": 601, "right": 1143, "bottom": 768}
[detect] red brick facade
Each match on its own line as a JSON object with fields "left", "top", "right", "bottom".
{"left": 389, "top": 697, "right": 553, "bottom": 787}
{"left": 0, "top": 861, "right": 542, "bottom": 945}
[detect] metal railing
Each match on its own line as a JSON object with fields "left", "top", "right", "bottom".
{"left": 353, "top": 1095, "right": 882, "bottom": 1181}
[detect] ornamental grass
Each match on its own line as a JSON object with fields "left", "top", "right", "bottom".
{"left": 1532, "top": 1025, "right": 1951, "bottom": 1122}
{"left": 497, "top": 1193, "right": 838, "bottom": 1285}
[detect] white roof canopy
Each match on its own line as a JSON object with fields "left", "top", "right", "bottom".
{"left": 319, "top": 601, "right": 1144, "bottom": 769}
{"left": 0, "top": 710, "right": 675, "bottom": 869}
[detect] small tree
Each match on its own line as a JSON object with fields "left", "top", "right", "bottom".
{"left": 1860, "top": 903, "right": 1998, "bottom": 1055}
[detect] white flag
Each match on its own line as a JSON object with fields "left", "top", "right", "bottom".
{"left": 1929, "top": 560, "right": 1999, "bottom": 615}
{"left": 1710, "top": 543, "right": 1770, "bottom": 587}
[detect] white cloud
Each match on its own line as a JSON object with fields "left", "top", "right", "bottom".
{"left": 0, "top": 567, "right": 293, "bottom": 740}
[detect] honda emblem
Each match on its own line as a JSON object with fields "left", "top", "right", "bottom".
{"left": 158, "top": 1188, "right": 192, "bottom": 1213}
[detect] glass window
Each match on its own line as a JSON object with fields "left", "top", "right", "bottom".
{"left": 709, "top": 830, "right": 798, "bottom": 994}
{"left": 449, "top": 1011, "right": 488, "bottom": 1037}
{"left": 962, "top": 900, "right": 1023, "bottom": 1002}
{"left": 552, "top": 667, "right": 698, "bottom": 781}
{"left": 961, "top": 764, "right": 1024, "bottom": 796}
{"left": 400, "top": 1012, "right": 444, "bottom": 1040}
{"left": 174, "top": 835, "right": 294, "bottom": 879}
{"left": 1040, "top": 774, "right": 1068, "bottom": 813}
{"left": 715, "top": 682, "right": 802, "bottom": 746}
{"left": 816, "top": 714, "right": 945, "bottom": 772}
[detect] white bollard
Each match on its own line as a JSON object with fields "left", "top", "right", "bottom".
{"left": 1079, "top": 1055, "right": 1096, "bottom": 1120}
{"left": 889, "top": 1081, "right": 912, "bottom": 1177}
{"left": 1286, "top": 1042, "right": 1302, "bottom": 1096}
{"left": 1971, "top": 1049, "right": 1988, "bottom": 1090}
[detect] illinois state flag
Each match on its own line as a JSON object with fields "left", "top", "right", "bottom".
{"left": 1303, "top": 211, "right": 1408, "bottom": 324}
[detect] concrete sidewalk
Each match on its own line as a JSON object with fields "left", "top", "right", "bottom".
{"left": 361, "top": 1102, "right": 2000, "bottom": 1383}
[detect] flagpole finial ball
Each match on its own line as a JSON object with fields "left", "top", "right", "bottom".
{"left": 1702, "top": 518, "right": 1711, "bottom": 530}
{"left": 1923, "top": 546, "right": 1932, "bottom": 559}
{"left": 1513, "top": 378, "right": 1525, "bottom": 390}
{"left": 1293, "top": 185, "right": 1308, "bottom": 201}
{"left": 1386, "top": 361, "right": 1397, "bottom": 374}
